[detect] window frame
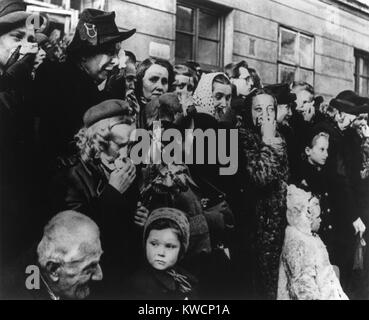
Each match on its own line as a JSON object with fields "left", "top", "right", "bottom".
{"left": 354, "top": 49, "right": 369, "bottom": 96}
{"left": 277, "top": 25, "right": 315, "bottom": 85}
{"left": 176, "top": 0, "right": 225, "bottom": 71}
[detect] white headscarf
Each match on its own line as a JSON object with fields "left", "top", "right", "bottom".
{"left": 193, "top": 72, "right": 229, "bottom": 118}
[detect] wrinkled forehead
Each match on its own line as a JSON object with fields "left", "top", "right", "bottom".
{"left": 212, "top": 81, "right": 232, "bottom": 95}
{"left": 65, "top": 239, "right": 103, "bottom": 267}
{"left": 252, "top": 93, "right": 275, "bottom": 106}
{"left": 144, "top": 64, "right": 169, "bottom": 78}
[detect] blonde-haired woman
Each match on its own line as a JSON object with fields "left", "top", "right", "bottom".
{"left": 51, "top": 99, "right": 148, "bottom": 298}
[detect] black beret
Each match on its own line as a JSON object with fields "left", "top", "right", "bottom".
{"left": 83, "top": 99, "right": 132, "bottom": 127}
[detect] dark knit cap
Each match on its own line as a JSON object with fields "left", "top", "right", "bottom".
{"left": 83, "top": 99, "right": 132, "bottom": 127}
{"left": 143, "top": 207, "right": 190, "bottom": 253}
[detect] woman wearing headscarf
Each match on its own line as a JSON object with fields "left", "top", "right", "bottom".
{"left": 239, "top": 88, "right": 289, "bottom": 299}
{"left": 192, "top": 72, "right": 232, "bottom": 121}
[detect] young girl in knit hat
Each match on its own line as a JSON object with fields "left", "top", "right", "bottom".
{"left": 130, "top": 207, "right": 198, "bottom": 300}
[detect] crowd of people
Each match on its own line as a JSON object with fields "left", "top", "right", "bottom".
{"left": 1, "top": 0, "right": 369, "bottom": 300}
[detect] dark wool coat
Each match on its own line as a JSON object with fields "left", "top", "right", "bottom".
{"left": 313, "top": 119, "right": 360, "bottom": 224}
{"left": 0, "top": 54, "right": 44, "bottom": 265}
{"left": 50, "top": 156, "right": 142, "bottom": 297}
{"left": 129, "top": 264, "right": 198, "bottom": 300}
{"left": 33, "top": 59, "right": 125, "bottom": 161}
{"left": 239, "top": 128, "right": 289, "bottom": 300}
{"left": 312, "top": 119, "right": 361, "bottom": 285}
{"left": 359, "top": 137, "right": 369, "bottom": 227}
{"left": 293, "top": 159, "right": 343, "bottom": 266}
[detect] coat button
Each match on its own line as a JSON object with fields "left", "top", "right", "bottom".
{"left": 325, "top": 192, "right": 328, "bottom": 196}
{"left": 327, "top": 208, "right": 331, "bottom": 213}
{"left": 328, "top": 225, "right": 333, "bottom": 229}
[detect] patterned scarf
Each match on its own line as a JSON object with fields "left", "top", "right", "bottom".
{"left": 193, "top": 72, "right": 228, "bottom": 118}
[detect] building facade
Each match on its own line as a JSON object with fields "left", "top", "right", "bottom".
{"left": 27, "top": 0, "right": 369, "bottom": 101}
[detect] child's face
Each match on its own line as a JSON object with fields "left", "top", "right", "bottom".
{"left": 305, "top": 136, "right": 329, "bottom": 167}
{"left": 146, "top": 228, "right": 181, "bottom": 271}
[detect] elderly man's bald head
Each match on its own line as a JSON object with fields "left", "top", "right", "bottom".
{"left": 37, "top": 211, "right": 103, "bottom": 299}
{"left": 37, "top": 211, "right": 102, "bottom": 267}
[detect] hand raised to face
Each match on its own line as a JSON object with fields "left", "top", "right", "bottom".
{"left": 260, "top": 115, "right": 277, "bottom": 140}
{"left": 109, "top": 160, "right": 136, "bottom": 194}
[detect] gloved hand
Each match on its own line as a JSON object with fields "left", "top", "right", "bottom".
{"left": 353, "top": 217, "right": 366, "bottom": 238}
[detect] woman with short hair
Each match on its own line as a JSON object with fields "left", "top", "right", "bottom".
{"left": 135, "top": 57, "right": 174, "bottom": 128}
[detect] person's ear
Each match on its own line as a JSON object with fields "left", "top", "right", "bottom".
{"left": 45, "top": 261, "right": 61, "bottom": 282}
{"left": 305, "top": 146, "right": 311, "bottom": 157}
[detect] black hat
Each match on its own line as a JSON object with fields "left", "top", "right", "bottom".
{"left": 68, "top": 8, "right": 136, "bottom": 53}
{"left": 264, "top": 83, "right": 296, "bottom": 105}
{"left": 83, "top": 99, "right": 133, "bottom": 127}
{"left": 330, "top": 90, "right": 369, "bottom": 115}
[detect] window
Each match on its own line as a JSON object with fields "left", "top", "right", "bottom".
{"left": 175, "top": 1, "right": 224, "bottom": 70}
{"left": 278, "top": 27, "right": 315, "bottom": 85}
{"left": 355, "top": 50, "right": 369, "bottom": 96}
{"left": 70, "top": 0, "right": 82, "bottom": 10}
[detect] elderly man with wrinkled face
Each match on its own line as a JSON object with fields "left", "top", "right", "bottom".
{"left": 37, "top": 211, "right": 103, "bottom": 300}
{"left": 0, "top": 211, "right": 103, "bottom": 300}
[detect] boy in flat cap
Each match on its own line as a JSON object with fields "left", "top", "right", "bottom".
{"left": 34, "top": 8, "right": 136, "bottom": 164}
